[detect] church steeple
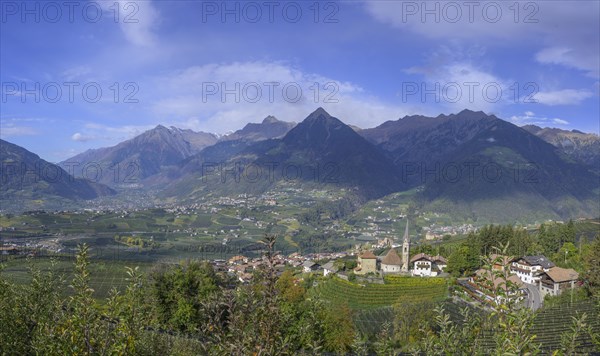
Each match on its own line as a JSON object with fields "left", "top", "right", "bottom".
{"left": 401, "top": 220, "right": 410, "bottom": 272}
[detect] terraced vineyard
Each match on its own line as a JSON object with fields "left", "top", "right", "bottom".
{"left": 533, "top": 300, "right": 600, "bottom": 352}
{"left": 310, "top": 276, "right": 448, "bottom": 310}
{"left": 354, "top": 307, "right": 395, "bottom": 335}
{"left": 449, "top": 299, "right": 600, "bottom": 353}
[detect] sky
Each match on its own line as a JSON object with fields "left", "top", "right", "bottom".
{"left": 1, "top": 0, "right": 599, "bottom": 162}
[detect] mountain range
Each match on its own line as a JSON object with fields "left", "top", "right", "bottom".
{"left": 59, "top": 125, "right": 218, "bottom": 187}
{"left": 0, "top": 139, "right": 114, "bottom": 210}
{"left": 2, "top": 108, "right": 598, "bottom": 222}
{"left": 522, "top": 125, "right": 600, "bottom": 170}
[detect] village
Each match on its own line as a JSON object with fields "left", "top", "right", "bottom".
{"left": 0, "top": 205, "right": 584, "bottom": 313}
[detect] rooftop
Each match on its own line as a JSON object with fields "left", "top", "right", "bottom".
{"left": 381, "top": 248, "right": 402, "bottom": 266}
{"left": 519, "top": 255, "right": 555, "bottom": 269}
{"left": 360, "top": 251, "right": 377, "bottom": 259}
{"left": 545, "top": 267, "right": 579, "bottom": 283}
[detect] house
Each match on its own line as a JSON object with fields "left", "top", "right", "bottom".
{"left": 430, "top": 255, "right": 447, "bottom": 271}
{"left": 0, "top": 246, "right": 18, "bottom": 255}
{"left": 539, "top": 267, "right": 579, "bottom": 298}
{"left": 381, "top": 248, "right": 402, "bottom": 274}
{"left": 303, "top": 261, "right": 320, "bottom": 273}
{"left": 354, "top": 250, "right": 377, "bottom": 275}
{"left": 410, "top": 253, "right": 447, "bottom": 277}
{"left": 411, "top": 253, "right": 434, "bottom": 276}
{"left": 469, "top": 268, "right": 525, "bottom": 304}
{"left": 471, "top": 268, "right": 524, "bottom": 290}
{"left": 511, "top": 255, "right": 555, "bottom": 284}
{"left": 322, "top": 261, "right": 339, "bottom": 276}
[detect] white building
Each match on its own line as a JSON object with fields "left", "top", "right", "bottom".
{"left": 410, "top": 253, "right": 447, "bottom": 277}
{"left": 511, "top": 255, "right": 555, "bottom": 284}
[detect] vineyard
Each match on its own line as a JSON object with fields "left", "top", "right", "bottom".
{"left": 310, "top": 276, "right": 448, "bottom": 310}
{"left": 532, "top": 300, "right": 600, "bottom": 352}
{"left": 446, "top": 298, "right": 600, "bottom": 352}
{"left": 354, "top": 307, "right": 395, "bottom": 335}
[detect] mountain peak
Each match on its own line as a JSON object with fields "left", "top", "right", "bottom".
{"left": 262, "top": 115, "right": 279, "bottom": 124}
{"left": 457, "top": 109, "right": 485, "bottom": 115}
{"left": 307, "top": 107, "right": 332, "bottom": 120}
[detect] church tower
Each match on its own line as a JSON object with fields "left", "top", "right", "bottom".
{"left": 401, "top": 220, "right": 410, "bottom": 272}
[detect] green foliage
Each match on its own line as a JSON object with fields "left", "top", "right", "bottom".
{"left": 149, "top": 260, "right": 224, "bottom": 332}
{"left": 321, "top": 303, "right": 355, "bottom": 354}
{"left": 582, "top": 236, "right": 600, "bottom": 298}
{"left": 1, "top": 238, "right": 598, "bottom": 354}
{"left": 447, "top": 243, "right": 480, "bottom": 277}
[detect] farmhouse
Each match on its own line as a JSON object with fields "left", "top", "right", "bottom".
{"left": 539, "top": 267, "right": 579, "bottom": 298}
{"left": 410, "top": 253, "right": 447, "bottom": 277}
{"left": 511, "top": 255, "right": 555, "bottom": 284}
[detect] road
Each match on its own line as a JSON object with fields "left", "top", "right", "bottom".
{"left": 523, "top": 283, "right": 541, "bottom": 310}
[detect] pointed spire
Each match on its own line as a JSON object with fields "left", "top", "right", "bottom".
{"left": 402, "top": 219, "right": 410, "bottom": 273}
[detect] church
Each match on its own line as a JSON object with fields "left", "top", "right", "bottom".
{"left": 355, "top": 221, "right": 411, "bottom": 275}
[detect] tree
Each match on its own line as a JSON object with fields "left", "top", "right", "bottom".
{"left": 582, "top": 236, "right": 600, "bottom": 298}
{"left": 321, "top": 303, "right": 355, "bottom": 354}
{"left": 276, "top": 270, "right": 305, "bottom": 303}
{"left": 149, "top": 260, "right": 223, "bottom": 331}
{"left": 393, "top": 300, "right": 435, "bottom": 344}
{"left": 447, "top": 244, "right": 480, "bottom": 277}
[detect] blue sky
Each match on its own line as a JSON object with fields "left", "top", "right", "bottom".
{"left": 1, "top": 0, "right": 599, "bottom": 162}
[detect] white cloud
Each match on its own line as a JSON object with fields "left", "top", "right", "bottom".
{"left": 509, "top": 111, "right": 569, "bottom": 127}
{"left": 83, "top": 123, "right": 155, "bottom": 139}
{"left": 62, "top": 66, "right": 92, "bottom": 81}
{"left": 404, "top": 59, "right": 512, "bottom": 113}
{"left": 553, "top": 118, "right": 569, "bottom": 125}
{"left": 101, "top": 1, "right": 160, "bottom": 47}
{"left": 149, "top": 61, "right": 421, "bottom": 131}
{"left": 0, "top": 125, "right": 38, "bottom": 138}
{"left": 534, "top": 89, "right": 593, "bottom": 106}
{"left": 536, "top": 47, "right": 599, "bottom": 79}
{"left": 364, "top": 1, "right": 600, "bottom": 78}
{"left": 0, "top": 118, "right": 48, "bottom": 138}
{"left": 71, "top": 132, "right": 95, "bottom": 142}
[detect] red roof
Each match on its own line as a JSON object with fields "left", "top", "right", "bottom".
{"left": 360, "top": 251, "right": 377, "bottom": 259}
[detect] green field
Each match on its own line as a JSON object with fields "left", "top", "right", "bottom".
{"left": 310, "top": 276, "right": 448, "bottom": 310}
{"left": 0, "top": 256, "right": 154, "bottom": 300}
